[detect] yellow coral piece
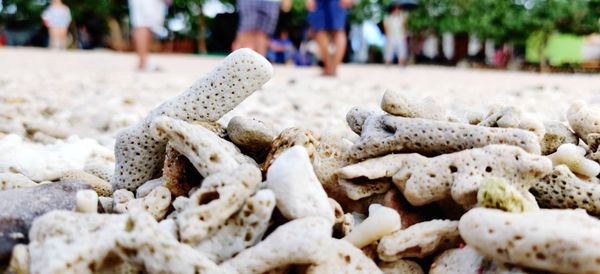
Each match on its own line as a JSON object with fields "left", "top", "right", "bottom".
{"left": 476, "top": 177, "right": 537, "bottom": 213}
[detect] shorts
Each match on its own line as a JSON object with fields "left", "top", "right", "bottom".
{"left": 385, "top": 36, "right": 408, "bottom": 62}
{"left": 238, "top": 0, "right": 280, "bottom": 35}
{"left": 308, "top": 0, "right": 348, "bottom": 31}
{"left": 129, "top": 0, "right": 167, "bottom": 35}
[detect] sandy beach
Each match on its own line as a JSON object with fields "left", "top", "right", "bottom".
{"left": 3, "top": 48, "right": 600, "bottom": 274}
{"left": 2, "top": 47, "right": 600, "bottom": 144}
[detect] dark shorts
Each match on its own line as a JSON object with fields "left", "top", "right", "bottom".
{"left": 238, "top": 0, "right": 280, "bottom": 35}
{"left": 308, "top": 0, "right": 348, "bottom": 31}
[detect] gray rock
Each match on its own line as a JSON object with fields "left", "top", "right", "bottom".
{"left": 227, "top": 116, "right": 276, "bottom": 160}
{"left": 0, "top": 181, "right": 90, "bottom": 262}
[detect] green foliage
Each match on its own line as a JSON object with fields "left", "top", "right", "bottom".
{"left": 407, "top": 0, "right": 600, "bottom": 43}
{"left": 0, "top": 0, "right": 46, "bottom": 29}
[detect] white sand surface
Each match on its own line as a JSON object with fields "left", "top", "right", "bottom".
{"left": 1, "top": 47, "right": 600, "bottom": 145}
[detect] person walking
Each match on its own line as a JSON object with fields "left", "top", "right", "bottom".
{"left": 236, "top": 0, "right": 292, "bottom": 56}
{"left": 41, "top": 0, "right": 72, "bottom": 50}
{"left": 129, "top": 0, "right": 168, "bottom": 71}
{"left": 383, "top": 5, "right": 408, "bottom": 65}
{"left": 306, "top": 0, "right": 352, "bottom": 76}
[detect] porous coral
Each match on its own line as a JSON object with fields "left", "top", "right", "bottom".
{"left": 477, "top": 177, "right": 538, "bottom": 213}
{"left": 175, "top": 163, "right": 261, "bottom": 243}
{"left": 391, "top": 145, "right": 551, "bottom": 207}
{"left": 113, "top": 49, "right": 272, "bottom": 191}
{"left": 151, "top": 116, "right": 255, "bottom": 179}
{"left": 193, "top": 189, "right": 275, "bottom": 263}
{"left": 351, "top": 114, "right": 541, "bottom": 160}
{"left": 567, "top": 100, "right": 600, "bottom": 141}
{"left": 531, "top": 165, "right": 600, "bottom": 216}
{"left": 459, "top": 208, "right": 600, "bottom": 274}
{"left": 262, "top": 127, "right": 318, "bottom": 170}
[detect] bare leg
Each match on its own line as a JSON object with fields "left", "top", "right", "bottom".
{"left": 133, "top": 27, "right": 151, "bottom": 69}
{"left": 315, "top": 31, "right": 332, "bottom": 75}
{"left": 255, "top": 32, "right": 269, "bottom": 56}
{"left": 237, "top": 32, "right": 255, "bottom": 51}
{"left": 56, "top": 28, "right": 68, "bottom": 49}
{"left": 331, "top": 30, "right": 347, "bottom": 75}
{"left": 49, "top": 28, "right": 59, "bottom": 49}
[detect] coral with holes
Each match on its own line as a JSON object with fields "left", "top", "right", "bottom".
{"left": 350, "top": 114, "right": 541, "bottom": 160}
{"left": 28, "top": 211, "right": 127, "bottom": 274}
{"left": 377, "top": 220, "right": 460, "bottom": 261}
{"left": 220, "top": 216, "right": 381, "bottom": 274}
{"left": 83, "top": 162, "right": 114, "bottom": 184}
{"left": 266, "top": 146, "right": 335, "bottom": 224}
{"left": 460, "top": 208, "right": 600, "bottom": 274}
{"left": 113, "top": 49, "right": 272, "bottom": 192}
{"left": 112, "top": 187, "right": 171, "bottom": 220}
{"left": 335, "top": 153, "right": 403, "bottom": 201}
{"left": 262, "top": 127, "right": 318, "bottom": 170}
{"left": 0, "top": 173, "right": 36, "bottom": 191}
{"left": 477, "top": 177, "right": 539, "bottom": 213}
{"left": 391, "top": 145, "right": 551, "bottom": 207}
{"left": 151, "top": 116, "right": 256, "bottom": 179}
{"left": 194, "top": 189, "right": 276, "bottom": 263}
{"left": 346, "top": 107, "right": 380, "bottom": 135}
{"left": 27, "top": 210, "right": 223, "bottom": 274}
{"left": 547, "top": 144, "right": 600, "bottom": 178}
{"left": 588, "top": 133, "right": 600, "bottom": 163}
{"left": 311, "top": 135, "right": 355, "bottom": 205}
{"left": 531, "top": 165, "right": 600, "bottom": 216}
{"left": 540, "top": 122, "right": 578, "bottom": 155}
{"left": 175, "top": 164, "right": 261, "bottom": 243}
{"left": 478, "top": 106, "right": 545, "bottom": 140}
{"left": 380, "top": 90, "right": 449, "bottom": 121}
{"left": 219, "top": 217, "right": 332, "bottom": 273}
{"left": 126, "top": 186, "right": 171, "bottom": 220}
{"left": 567, "top": 100, "right": 600, "bottom": 142}
{"left": 116, "top": 211, "right": 223, "bottom": 274}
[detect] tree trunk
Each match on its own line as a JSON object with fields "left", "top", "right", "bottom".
{"left": 197, "top": 5, "right": 207, "bottom": 54}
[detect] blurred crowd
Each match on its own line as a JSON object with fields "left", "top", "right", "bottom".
{"left": 3, "top": 0, "right": 600, "bottom": 73}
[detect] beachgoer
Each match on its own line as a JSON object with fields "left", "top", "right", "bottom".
{"left": 129, "top": 0, "right": 168, "bottom": 71}
{"left": 383, "top": 5, "right": 408, "bottom": 65}
{"left": 236, "top": 0, "right": 292, "bottom": 56}
{"left": 41, "top": 0, "right": 72, "bottom": 50}
{"left": 267, "top": 30, "right": 296, "bottom": 64}
{"left": 306, "top": 0, "right": 352, "bottom": 76}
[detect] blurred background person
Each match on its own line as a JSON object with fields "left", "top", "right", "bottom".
{"left": 41, "top": 0, "right": 71, "bottom": 50}
{"left": 129, "top": 0, "right": 168, "bottom": 71}
{"left": 306, "top": 0, "right": 352, "bottom": 76}
{"left": 235, "top": 0, "right": 292, "bottom": 56}
{"left": 267, "top": 30, "right": 296, "bottom": 64}
{"left": 383, "top": 3, "right": 408, "bottom": 66}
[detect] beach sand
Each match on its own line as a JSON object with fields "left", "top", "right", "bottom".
{"left": 2, "top": 47, "right": 600, "bottom": 146}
